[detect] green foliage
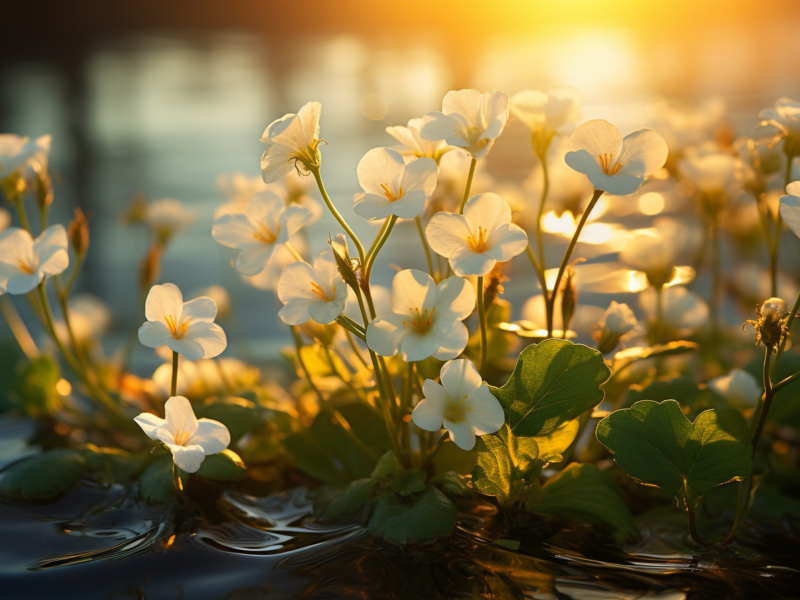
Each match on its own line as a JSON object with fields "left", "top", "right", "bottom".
{"left": 140, "top": 456, "right": 187, "bottom": 504}
{"left": 429, "top": 472, "right": 472, "bottom": 498}
{"left": 625, "top": 376, "right": 726, "bottom": 418}
{"left": 12, "top": 355, "right": 61, "bottom": 417}
{"left": 532, "top": 463, "right": 640, "bottom": 544}
{"left": 371, "top": 451, "right": 426, "bottom": 496}
{"left": 472, "top": 425, "right": 555, "bottom": 506}
{"left": 195, "top": 397, "right": 267, "bottom": 444}
{"left": 596, "top": 400, "right": 751, "bottom": 510}
{"left": 196, "top": 449, "right": 247, "bottom": 482}
{"left": 2, "top": 449, "right": 85, "bottom": 500}
{"left": 532, "top": 418, "right": 580, "bottom": 457}
{"left": 368, "top": 484, "right": 458, "bottom": 545}
{"left": 490, "top": 339, "right": 610, "bottom": 437}
{"left": 432, "top": 440, "right": 476, "bottom": 475}
{"left": 0, "top": 342, "right": 24, "bottom": 413}
{"left": 316, "top": 478, "right": 377, "bottom": 521}
{"left": 79, "top": 444, "right": 150, "bottom": 485}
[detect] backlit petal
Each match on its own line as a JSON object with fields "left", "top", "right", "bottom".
{"left": 134, "top": 413, "right": 166, "bottom": 440}
{"left": 568, "top": 119, "right": 623, "bottom": 159}
{"left": 443, "top": 419, "right": 476, "bottom": 450}
{"left": 780, "top": 193, "right": 800, "bottom": 239}
{"left": 434, "top": 277, "right": 474, "bottom": 320}
{"left": 464, "top": 385, "right": 505, "bottom": 435}
{"left": 212, "top": 213, "right": 258, "bottom": 249}
{"left": 180, "top": 297, "right": 217, "bottom": 325}
{"left": 138, "top": 320, "right": 174, "bottom": 349}
{"left": 187, "top": 418, "right": 230, "bottom": 455}
{"left": 145, "top": 283, "right": 183, "bottom": 323}
{"left": 391, "top": 269, "right": 437, "bottom": 315}
{"left": 617, "top": 129, "right": 669, "bottom": 177}
{"left": 366, "top": 313, "right": 408, "bottom": 357}
{"left": 440, "top": 358, "right": 483, "bottom": 400}
{"left": 426, "top": 212, "right": 472, "bottom": 257}
{"left": 164, "top": 396, "right": 198, "bottom": 439}
{"left": 169, "top": 444, "right": 206, "bottom": 473}
{"left": 184, "top": 321, "right": 227, "bottom": 359}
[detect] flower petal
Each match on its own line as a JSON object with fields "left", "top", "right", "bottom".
{"left": 618, "top": 129, "right": 668, "bottom": 177}
{"left": 440, "top": 358, "right": 483, "bottom": 400}
{"left": 387, "top": 191, "right": 427, "bottom": 219}
{"left": 277, "top": 261, "right": 319, "bottom": 303}
{"left": 298, "top": 101, "right": 322, "bottom": 145}
{"left": 568, "top": 119, "right": 623, "bottom": 158}
{"left": 187, "top": 418, "right": 230, "bottom": 455}
{"left": 169, "top": 444, "right": 206, "bottom": 473}
{"left": 180, "top": 297, "right": 217, "bottom": 325}
{"left": 464, "top": 385, "right": 505, "bottom": 435}
{"left": 391, "top": 269, "right": 437, "bottom": 315}
{"left": 443, "top": 419, "right": 476, "bottom": 450}
{"left": 281, "top": 205, "right": 313, "bottom": 237}
{"left": 442, "top": 89, "right": 483, "bottom": 124}
{"left": 138, "top": 320, "right": 173, "bottom": 349}
{"left": 400, "top": 157, "right": 438, "bottom": 198}
{"left": 463, "top": 193, "right": 512, "bottom": 235}
{"left": 434, "top": 277, "right": 474, "bottom": 321}
{"left": 184, "top": 321, "right": 227, "bottom": 359}
{"left": 357, "top": 147, "right": 406, "bottom": 196}
{"left": 484, "top": 223, "right": 528, "bottom": 262}
{"left": 366, "top": 313, "right": 408, "bottom": 357}
{"left": 145, "top": 283, "right": 184, "bottom": 323}
{"left": 449, "top": 245, "right": 496, "bottom": 277}
{"left": 212, "top": 214, "right": 257, "bottom": 249}
{"left": 165, "top": 396, "right": 198, "bottom": 439}
{"left": 431, "top": 320, "right": 469, "bottom": 361}
{"left": 780, "top": 192, "right": 800, "bottom": 239}
{"left": 235, "top": 243, "right": 276, "bottom": 276}
{"left": 260, "top": 145, "right": 295, "bottom": 184}
{"left": 354, "top": 192, "right": 393, "bottom": 221}
{"left": 419, "top": 113, "right": 470, "bottom": 147}
{"left": 412, "top": 383, "right": 447, "bottom": 432}
{"left": 588, "top": 171, "right": 644, "bottom": 196}
{"left": 398, "top": 331, "right": 439, "bottom": 361}
{"left": 308, "top": 296, "right": 346, "bottom": 324}
{"left": 7, "top": 273, "right": 43, "bottom": 295}
{"left": 426, "top": 212, "right": 471, "bottom": 258}
{"left": 133, "top": 412, "right": 166, "bottom": 440}
{"left": 564, "top": 149, "right": 604, "bottom": 176}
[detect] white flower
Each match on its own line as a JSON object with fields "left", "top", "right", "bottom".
{"left": 193, "top": 285, "right": 230, "bottom": 319}
{"left": 420, "top": 90, "right": 509, "bottom": 159}
{"left": 639, "top": 285, "right": 708, "bottom": 332}
{"left": 707, "top": 369, "right": 762, "bottom": 409}
{"left": 138, "top": 283, "right": 227, "bottom": 361}
{"left": 620, "top": 221, "right": 687, "bottom": 288}
{"left": 134, "top": 396, "right": 230, "bottom": 473}
{"left": 353, "top": 148, "right": 438, "bottom": 220}
{"left": 780, "top": 181, "right": 800, "bottom": 239}
{"left": 650, "top": 97, "right": 726, "bottom": 153}
{"left": 366, "top": 269, "right": 474, "bottom": 362}
{"left": 678, "top": 148, "right": 739, "bottom": 197}
{"left": 426, "top": 150, "right": 495, "bottom": 216}
{"left": 510, "top": 86, "right": 581, "bottom": 137}
{"left": 426, "top": 193, "right": 528, "bottom": 277}
{"left": 215, "top": 173, "right": 268, "bottom": 218}
{"left": 411, "top": 358, "right": 504, "bottom": 450}
{"left": 277, "top": 247, "right": 348, "bottom": 325}
{"left": 241, "top": 239, "right": 304, "bottom": 292}
{"left": 600, "top": 301, "right": 638, "bottom": 335}
{"left": 754, "top": 97, "right": 800, "bottom": 147}
{"left": 565, "top": 119, "right": 668, "bottom": 196}
{"left": 386, "top": 118, "right": 450, "bottom": 161}
{"left": 345, "top": 284, "right": 390, "bottom": 323}
{"left": 0, "top": 134, "right": 51, "bottom": 180}
{"left": 260, "top": 101, "right": 322, "bottom": 182}
{"left": 144, "top": 199, "right": 196, "bottom": 241}
{"left": 55, "top": 294, "right": 112, "bottom": 344}
{"left": 0, "top": 225, "right": 68, "bottom": 295}
{"left": 212, "top": 191, "right": 312, "bottom": 276}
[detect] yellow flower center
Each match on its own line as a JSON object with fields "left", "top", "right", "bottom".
{"left": 164, "top": 315, "right": 189, "bottom": 339}
{"left": 443, "top": 394, "right": 472, "bottom": 423}
{"left": 17, "top": 260, "right": 35, "bottom": 275}
{"left": 174, "top": 429, "right": 191, "bottom": 446}
{"left": 402, "top": 307, "right": 435, "bottom": 334}
{"left": 599, "top": 153, "right": 622, "bottom": 175}
{"left": 466, "top": 227, "right": 489, "bottom": 252}
{"left": 310, "top": 281, "right": 336, "bottom": 302}
{"left": 254, "top": 222, "right": 279, "bottom": 244}
{"left": 380, "top": 183, "right": 404, "bottom": 202}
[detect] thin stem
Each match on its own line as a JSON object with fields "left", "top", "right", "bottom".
{"left": 546, "top": 189, "right": 604, "bottom": 336}
{"left": 336, "top": 314, "right": 366, "bottom": 341}
{"left": 55, "top": 276, "right": 92, "bottom": 373}
{"left": 173, "top": 462, "right": 184, "bottom": 494}
{"left": 13, "top": 198, "right": 31, "bottom": 232}
{"left": 0, "top": 295, "right": 38, "bottom": 358}
{"left": 343, "top": 329, "right": 369, "bottom": 369}
{"left": 525, "top": 245, "right": 550, "bottom": 332}
{"left": 366, "top": 218, "right": 392, "bottom": 262}
{"left": 710, "top": 216, "right": 721, "bottom": 337}
{"left": 535, "top": 155, "right": 549, "bottom": 286}
{"left": 688, "top": 509, "right": 708, "bottom": 547}
{"left": 364, "top": 215, "right": 398, "bottom": 283}
{"left": 458, "top": 158, "right": 477, "bottom": 214}
{"left": 65, "top": 252, "right": 83, "bottom": 296}
{"left": 749, "top": 347, "right": 774, "bottom": 451}
{"left": 285, "top": 241, "right": 305, "bottom": 262}
{"left": 773, "top": 370, "right": 800, "bottom": 393}
{"left": 477, "top": 276, "right": 488, "bottom": 374}
{"left": 415, "top": 216, "right": 436, "bottom": 281}
{"left": 422, "top": 432, "right": 448, "bottom": 470}
{"left": 310, "top": 166, "right": 365, "bottom": 265}
{"left": 771, "top": 289, "right": 800, "bottom": 380}
{"left": 171, "top": 351, "right": 179, "bottom": 397}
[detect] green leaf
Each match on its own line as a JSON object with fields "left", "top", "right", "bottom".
{"left": 140, "top": 456, "right": 187, "bottom": 504}
{"left": 12, "top": 355, "right": 61, "bottom": 417}
{"left": 284, "top": 430, "right": 347, "bottom": 485}
{"left": 0, "top": 342, "right": 24, "bottom": 412}
{"left": 195, "top": 449, "right": 247, "bottom": 482}
{"left": 596, "top": 400, "right": 752, "bottom": 510}
{"left": 614, "top": 341, "right": 699, "bottom": 363}
{"left": 371, "top": 451, "right": 403, "bottom": 480}
{"left": 429, "top": 472, "right": 472, "bottom": 498}
{"left": 472, "top": 425, "right": 546, "bottom": 504}
{"left": 490, "top": 339, "right": 610, "bottom": 437}
{"left": 368, "top": 485, "right": 458, "bottom": 545}
{"left": 318, "top": 478, "right": 377, "bottom": 521}
{"left": 195, "top": 398, "right": 266, "bottom": 444}
{"left": 310, "top": 410, "right": 375, "bottom": 479}
{"left": 79, "top": 444, "right": 150, "bottom": 485}
{"left": 531, "top": 463, "right": 640, "bottom": 544}
{"left": 532, "top": 418, "right": 580, "bottom": 459}
{"left": 337, "top": 403, "right": 391, "bottom": 456}
{"left": 389, "top": 468, "right": 426, "bottom": 497}
{"left": 2, "top": 449, "right": 85, "bottom": 500}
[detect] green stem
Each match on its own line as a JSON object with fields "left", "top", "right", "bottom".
{"left": 710, "top": 216, "right": 721, "bottom": 338}
{"left": 415, "top": 216, "right": 436, "bottom": 281}
{"left": 284, "top": 240, "right": 305, "bottom": 262}
{"left": 366, "top": 218, "right": 392, "bottom": 262}
{"left": 171, "top": 351, "right": 179, "bottom": 397}
{"left": 364, "top": 215, "right": 397, "bottom": 283}
{"left": 173, "top": 462, "right": 184, "bottom": 494}
{"left": 343, "top": 329, "right": 369, "bottom": 369}
{"left": 336, "top": 314, "right": 366, "bottom": 341}
{"left": 477, "top": 276, "right": 487, "bottom": 374}
{"left": 64, "top": 252, "right": 83, "bottom": 296}
{"left": 0, "top": 295, "right": 38, "bottom": 358}
{"left": 458, "top": 158, "right": 477, "bottom": 214}
{"left": 688, "top": 509, "right": 708, "bottom": 547}
{"left": 422, "top": 432, "right": 448, "bottom": 470}
{"left": 535, "top": 155, "right": 549, "bottom": 285}
{"left": 310, "top": 166, "right": 365, "bottom": 265}
{"left": 546, "top": 189, "right": 603, "bottom": 337}
{"left": 291, "top": 326, "right": 325, "bottom": 404}
{"left": 525, "top": 245, "right": 550, "bottom": 330}
{"left": 13, "top": 197, "right": 31, "bottom": 232}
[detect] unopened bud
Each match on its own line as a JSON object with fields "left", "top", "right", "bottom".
{"left": 140, "top": 244, "right": 162, "bottom": 291}
{"left": 68, "top": 208, "right": 89, "bottom": 256}
{"left": 35, "top": 172, "right": 53, "bottom": 212}
{"left": 560, "top": 263, "right": 581, "bottom": 335}
{"left": 744, "top": 297, "right": 788, "bottom": 350}
{"left": 595, "top": 301, "right": 638, "bottom": 354}
{"left": 483, "top": 263, "right": 508, "bottom": 312}
{"left": 329, "top": 233, "right": 360, "bottom": 290}
{"left": 121, "top": 193, "right": 148, "bottom": 226}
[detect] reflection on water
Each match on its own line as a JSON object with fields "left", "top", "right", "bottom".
{"left": 1, "top": 30, "right": 799, "bottom": 370}
{"left": 1, "top": 479, "right": 798, "bottom": 599}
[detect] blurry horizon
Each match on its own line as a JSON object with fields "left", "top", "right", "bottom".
{"left": 2, "top": 0, "right": 799, "bottom": 368}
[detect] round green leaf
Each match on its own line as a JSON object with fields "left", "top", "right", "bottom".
{"left": 3, "top": 449, "right": 85, "bottom": 500}
{"left": 140, "top": 456, "right": 186, "bottom": 504}
{"left": 195, "top": 449, "right": 247, "bottom": 482}
{"left": 368, "top": 485, "right": 457, "bottom": 545}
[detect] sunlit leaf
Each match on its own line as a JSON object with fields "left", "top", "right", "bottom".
{"left": 196, "top": 449, "right": 247, "bottom": 482}
{"left": 2, "top": 449, "right": 85, "bottom": 500}
{"left": 490, "top": 339, "right": 610, "bottom": 437}
{"left": 139, "top": 456, "right": 187, "bottom": 504}
{"left": 316, "top": 478, "right": 377, "bottom": 521}
{"left": 596, "top": 400, "right": 751, "bottom": 510}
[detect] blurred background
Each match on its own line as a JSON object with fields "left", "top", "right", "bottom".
{"left": 3, "top": 0, "right": 800, "bottom": 369}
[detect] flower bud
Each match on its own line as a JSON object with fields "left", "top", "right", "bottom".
{"left": 483, "top": 263, "right": 508, "bottom": 311}
{"left": 744, "top": 297, "right": 788, "bottom": 350}
{"left": 35, "top": 172, "right": 53, "bottom": 213}
{"left": 595, "top": 301, "right": 638, "bottom": 354}
{"left": 560, "top": 266, "right": 578, "bottom": 335}
{"left": 68, "top": 208, "right": 90, "bottom": 256}
{"left": 121, "top": 193, "right": 148, "bottom": 226}
{"left": 329, "top": 233, "right": 360, "bottom": 291}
